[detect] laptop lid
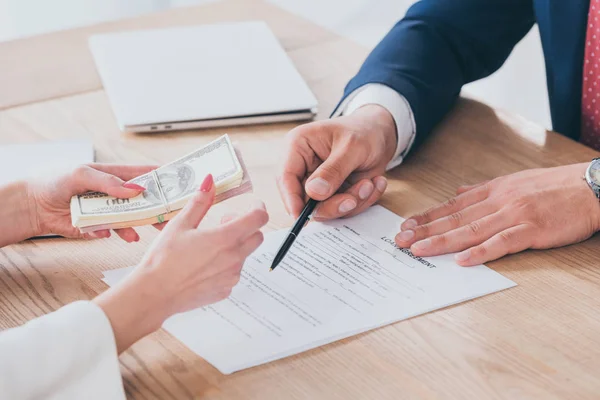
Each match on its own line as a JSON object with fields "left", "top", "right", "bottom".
{"left": 89, "top": 21, "right": 318, "bottom": 130}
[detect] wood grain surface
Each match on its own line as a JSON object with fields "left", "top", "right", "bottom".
{"left": 1, "top": 1, "right": 600, "bottom": 399}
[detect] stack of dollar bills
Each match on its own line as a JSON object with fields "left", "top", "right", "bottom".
{"left": 71, "top": 135, "right": 252, "bottom": 233}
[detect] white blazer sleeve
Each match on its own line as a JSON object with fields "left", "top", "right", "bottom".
{"left": 0, "top": 301, "right": 126, "bottom": 400}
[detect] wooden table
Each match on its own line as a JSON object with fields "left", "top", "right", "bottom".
{"left": 1, "top": 1, "right": 600, "bottom": 399}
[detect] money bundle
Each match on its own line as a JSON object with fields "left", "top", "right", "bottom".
{"left": 71, "top": 135, "right": 252, "bottom": 233}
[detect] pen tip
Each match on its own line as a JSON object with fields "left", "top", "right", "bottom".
{"left": 269, "top": 267, "right": 273, "bottom": 272}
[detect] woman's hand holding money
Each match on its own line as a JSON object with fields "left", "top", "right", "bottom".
{"left": 27, "top": 163, "right": 161, "bottom": 242}
{"left": 0, "top": 163, "right": 162, "bottom": 246}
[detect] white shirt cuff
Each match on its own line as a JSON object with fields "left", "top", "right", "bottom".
{"left": 334, "top": 83, "right": 416, "bottom": 170}
{"left": 0, "top": 301, "right": 125, "bottom": 400}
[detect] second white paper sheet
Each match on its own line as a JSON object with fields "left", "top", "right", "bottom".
{"left": 103, "top": 205, "right": 516, "bottom": 374}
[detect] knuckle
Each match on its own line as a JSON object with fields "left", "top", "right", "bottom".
{"left": 489, "top": 175, "right": 503, "bottom": 184}
{"left": 288, "top": 126, "right": 308, "bottom": 142}
{"left": 342, "top": 134, "right": 361, "bottom": 149}
{"left": 190, "top": 192, "right": 205, "bottom": 205}
{"left": 432, "top": 234, "right": 447, "bottom": 247}
{"left": 500, "top": 186, "right": 520, "bottom": 200}
{"left": 445, "top": 196, "right": 458, "bottom": 209}
{"left": 72, "top": 165, "right": 89, "bottom": 180}
{"left": 254, "top": 231, "right": 265, "bottom": 247}
{"left": 211, "top": 226, "right": 230, "bottom": 244}
{"left": 321, "top": 162, "right": 344, "bottom": 180}
{"left": 253, "top": 209, "right": 269, "bottom": 227}
{"left": 107, "top": 175, "right": 122, "bottom": 186}
{"left": 530, "top": 214, "right": 548, "bottom": 230}
{"left": 471, "top": 245, "right": 487, "bottom": 258}
{"left": 288, "top": 123, "right": 322, "bottom": 145}
{"left": 499, "top": 230, "right": 513, "bottom": 244}
{"left": 414, "top": 210, "right": 431, "bottom": 224}
{"left": 220, "top": 288, "right": 233, "bottom": 300}
{"left": 466, "top": 221, "right": 482, "bottom": 236}
{"left": 502, "top": 228, "right": 530, "bottom": 252}
{"left": 229, "top": 250, "right": 246, "bottom": 266}
{"left": 511, "top": 197, "right": 537, "bottom": 218}
{"left": 229, "top": 261, "right": 244, "bottom": 274}
{"left": 284, "top": 128, "right": 312, "bottom": 158}
{"left": 240, "top": 211, "right": 262, "bottom": 232}
{"left": 229, "top": 272, "right": 241, "bottom": 287}
{"left": 488, "top": 176, "right": 505, "bottom": 190}
{"left": 479, "top": 182, "right": 492, "bottom": 198}
{"left": 414, "top": 224, "right": 429, "bottom": 237}
{"left": 448, "top": 211, "right": 463, "bottom": 227}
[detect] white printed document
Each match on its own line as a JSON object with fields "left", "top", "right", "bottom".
{"left": 102, "top": 205, "right": 516, "bottom": 374}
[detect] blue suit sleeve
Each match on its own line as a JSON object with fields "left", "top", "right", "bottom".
{"left": 342, "top": 0, "right": 535, "bottom": 147}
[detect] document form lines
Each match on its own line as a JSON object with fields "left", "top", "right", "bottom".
{"left": 227, "top": 296, "right": 283, "bottom": 337}
{"left": 330, "top": 230, "right": 424, "bottom": 293}
{"left": 204, "top": 303, "right": 253, "bottom": 338}
{"left": 301, "top": 236, "right": 343, "bottom": 262}
{"left": 285, "top": 250, "right": 371, "bottom": 310}
{"left": 295, "top": 239, "right": 376, "bottom": 292}
{"left": 336, "top": 229, "right": 409, "bottom": 267}
{"left": 244, "top": 264, "right": 322, "bottom": 324}
{"left": 302, "top": 235, "right": 411, "bottom": 297}
{"left": 303, "top": 235, "right": 372, "bottom": 281}
{"left": 315, "top": 230, "right": 421, "bottom": 295}
{"left": 285, "top": 248, "right": 340, "bottom": 286}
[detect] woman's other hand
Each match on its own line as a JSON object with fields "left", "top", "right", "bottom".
{"left": 94, "top": 174, "right": 269, "bottom": 353}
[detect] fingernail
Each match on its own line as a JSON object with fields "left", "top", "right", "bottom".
{"left": 123, "top": 183, "right": 146, "bottom": 191}
{"left": 375, "top": 177, "right": 387, "bottom": 192}
{"left": 200, "top": 174, "right": 214, "bottom": 192}
{"left": 403, "top": 219, "right": 418, "bottom": 230}
{"left": 338, "top": 199, "right": 357, "bottom": 213}
{"left": 413, "top": 239, "right": 431, "bottom": 251}
{"left": 358, "top": 181, "right": 374, "bottom": 200}
{"left": 252, "top": 200, "right": 266, "bottom": 211}
{"left": 455, "top": 249, "right": 470, "bottom": 262}
{"left": 397, "top": 230, "right": 414, "bottom": 242}
{"left": 306, "top": 178, "right": 331, "bottom": 196}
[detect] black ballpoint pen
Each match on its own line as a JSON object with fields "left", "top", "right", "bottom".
{"left": 269, "top": 198, "right": 319, "bottom": 271}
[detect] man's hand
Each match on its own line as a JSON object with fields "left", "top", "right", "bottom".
{"left": 28, "top": 163, "right": 160, "bottom": 242}
{"left": 394, "top": 163, "right": 600, "bottom": 266}
{"left": 277, "top": 105, "right": 397, "bottom": 220}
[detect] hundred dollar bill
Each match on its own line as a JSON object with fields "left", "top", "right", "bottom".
{"left": 71, "top": 135, "right": 252, "bottom": 231}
